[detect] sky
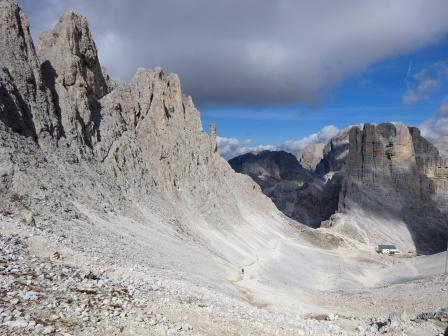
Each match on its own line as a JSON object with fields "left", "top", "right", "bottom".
{"left": 19, "top": 0, "right": 448, "bottom": 159}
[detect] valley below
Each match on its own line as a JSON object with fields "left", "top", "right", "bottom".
{"left": 1, "top": 209, "right": 447, "bottom": 336}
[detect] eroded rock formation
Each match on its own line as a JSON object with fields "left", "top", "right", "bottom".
{"left": 37, "top": 11, "right": 111, "bottom": 155}
{"left": 339, "top": 123, "right": 448, "bottom": 253}
{"left": 298, "top": 144, "right": 324, "bottom": 171}
{"left": 0, "top": 0, "right": 59, "bottom": 141}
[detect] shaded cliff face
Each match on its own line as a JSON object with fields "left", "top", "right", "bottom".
{"left": 0, "top": 0, "right": 59, "bottom": 141}
{"left": 339, "top": 123, "right": 448, "bottom": 254}
{"left": 315, "top": 129, "right": 349, "bottom": 178}
{"left": 229, "top": 150, "right": 341, "bottom": 228}
{"left": 229, "top": 150, "right": 313, "bottom": 186}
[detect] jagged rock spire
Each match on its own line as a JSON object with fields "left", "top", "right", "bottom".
{"left": 209, "top": 123, "right": 217, "bottom": 153}
{"left": 0, "top": 0, "right": 59, "bottom": 140}
{"left": 37, "top": 10, "right": 110, "bottom": 154}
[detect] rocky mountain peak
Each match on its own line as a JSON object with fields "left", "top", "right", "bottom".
{"left": 0, "top": 2, "right": 282, "bottom": 269}
{"left": 339, "top": 122, "right": 448, "bottom": 254}
{"left": 36, "top": 10, "right": 111, "bottom": 154}
{"left": 230, "top": 122, "right": 448, "bottom": 252}
{"left": 37, "top": 10, "right": 108, "bottom": 99}
{"left": 298, "top": 144, "right": 325, "bottom": 171}
{"left": 0, "top": 0, "right": 59, "bottom": 140}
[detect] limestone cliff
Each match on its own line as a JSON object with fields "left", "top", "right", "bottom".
{"left": 338, "top": 123, "right": 448, "bottom": 254}
{"left": 298, "top": 144, "right": 324, "bottom": 171}
{"left": 37, "top": 11, "right": 110, "bottom": 156}
{"left": 0, "top": 0, "right": 59, "bottom": 141}
{"left": 315, "top": 129, "right": 349, "bottom": 179}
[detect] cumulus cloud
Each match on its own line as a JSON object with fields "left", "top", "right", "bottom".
{"left": 403, "top": 60, "right": 448, "bottom": 104}
{"left": 19, "top": 0, "right": 448, "bottom": 106}
{"left": 277, "top": 125, "right": 340, "bottom": 154}
{"left": 405, "top": 60, "right": 448, "bottom": 139}
{"left": 217, "top": 125, "right": 340, "bottom": 160}
{"left": 216, "top": 137, "right": 276, "bottom": 160}
{"left": 420, "top": 97, "right": 448, "bottom": 139}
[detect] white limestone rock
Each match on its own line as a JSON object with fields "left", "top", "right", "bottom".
{"left": 37, "top": 11, "right": 110, "bottom": 155}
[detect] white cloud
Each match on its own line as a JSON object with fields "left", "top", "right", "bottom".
{"left": 216, "top": 136, "right": 276, "bottom": 160}
{"left": 405, "top": 60, "right": 448, "bottom": 139}
{"left": 420, "top": 97, "right": 448, "bottom": 139}
{"left": 276, "top": 125, "right": 340, "bottom": 154}
{"left": 403, "top": 60, "right": 448, "bottom": 104}
{"left": 217, "top": 125, "right": 340, "bottom": 160}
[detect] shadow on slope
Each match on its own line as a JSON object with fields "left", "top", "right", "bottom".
{"left": 229, "top": 150, "right": 341, "bottom": 228}
{"left": 340, "top": 173, "right": 448, "bottom": 255}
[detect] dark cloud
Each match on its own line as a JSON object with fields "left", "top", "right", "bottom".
{"left": 20, "top": 0, "right": 448, "bottom": 106}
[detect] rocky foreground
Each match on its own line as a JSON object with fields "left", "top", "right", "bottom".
{"left": 1, "top": 216, "right": 448, "bottom": 336}
{"left": 0, "top": 217, "right": 345, "bottom": 336}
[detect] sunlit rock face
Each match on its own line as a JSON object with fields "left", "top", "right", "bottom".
{"left": 298, "top": 144, "right": 325, "bottom": 171}
{"left": 37, "top": 11, "right": 110, "bottom": 155}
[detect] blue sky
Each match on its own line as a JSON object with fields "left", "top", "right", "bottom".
{"left": 201, "top": 38, "right": 448, "bottom": 148}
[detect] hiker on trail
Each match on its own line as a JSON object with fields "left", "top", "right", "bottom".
{"left": 241, "top": 268, "right": 244, "bottom": 275}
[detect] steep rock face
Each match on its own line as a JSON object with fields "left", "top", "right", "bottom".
{"left": 298, "top": 144, "right": 325, "bottom": 171}
{"left": 315, "top": 129, "right": 349, "bottom": 179}
{"left": 0, "top": 0, "right": 59, "bottom": 140}
{"left": 94, "top": 67, "right": 219, "bottom": 197}
{"left": 37, "top": 11, "right": 110, "bottom": 155}
{"left": 344, "top": 123, "right": 416, "bottom": 182}
{"left": 229, "top": 150, "right": 340, "bottom": 228}
{"left": 409, "top": 127, "right": 440, "bottom": 165}
{"left": 409, "top": 128, "right": 448, "bottom": 213}
{"left": 338, "top": 123, "right": 448, "bottom": 254}
{"left": 229, "top": 150, "right": 312, "bottom": 184}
